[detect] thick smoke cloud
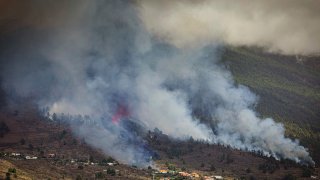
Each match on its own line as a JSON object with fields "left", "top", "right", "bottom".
{"left": 0, "top": 0, "right": 315, "bottom": 166}
{"left": 0, "top": 0, "right": 212, "bottom": 166}
{"left": 138, "top": 0, "right": 320, "bottom": 55}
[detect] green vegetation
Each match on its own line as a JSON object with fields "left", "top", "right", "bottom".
{"left": 95, "top": 172, "right": 105, "bottom": 179}
{"left": 165, "top": 162, "right": 176, "bottom": 171}
{"left": 222, "top": 46, "right": 320, "bottom": 163}
{"left": 6, "top": 168, "right": 17, "bottom": 180}
{"left": 106, "top": 168, "right": 116, "bottom": 176}
{"left": 8, "top": 168, "right": 16, "bottom": 173}
{"left": 223, "top": 47, "right": 320, "bottom": 125}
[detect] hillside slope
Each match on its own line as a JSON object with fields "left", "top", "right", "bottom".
{"left": 222, "top": 47, "right": 320, "bottom": 164}
{"left": 0, "top": 107, "right": 318, "bottom": 180}
{"left": 0, "top": 47, "right": 319, "bottom": 179}
{"left": 0, "top": 106, "right": 151, "bottom": 179}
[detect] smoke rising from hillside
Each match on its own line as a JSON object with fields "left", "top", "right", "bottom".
{"left": 0, "top": 0, "right": 315, "bottom": 166}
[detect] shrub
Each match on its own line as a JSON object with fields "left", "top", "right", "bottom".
{"left": 107, "top": 168, "right": 116, "bottom": 176}
{"left": 167, "top": 164, "right": 176, "bottom": 171}
{"left": 95, "top": 172, "right": 104, "bottom": 179}
{"left": 106, "top": 157, "right": 115, "bottom": 163}
{"left": 8, "top": 168, "right": 16, "bottom": 173}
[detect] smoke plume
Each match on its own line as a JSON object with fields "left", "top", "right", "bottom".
{"left": 138, "top": 0, "right": 320, "bottom": 55}
{"left": 0, "top": 0, "right": 316, "bottom": 166}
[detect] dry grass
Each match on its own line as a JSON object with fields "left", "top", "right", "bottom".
{"left": 0, "top": 159, "right": 32, "bottom": 180}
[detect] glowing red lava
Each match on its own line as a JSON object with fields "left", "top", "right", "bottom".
{"left": 111, "top": 105, "right": 130, "bottom": 124}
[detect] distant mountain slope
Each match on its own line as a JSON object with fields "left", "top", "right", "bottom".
{"left": 222, "top": 46, "right": 320, "bottom": 163}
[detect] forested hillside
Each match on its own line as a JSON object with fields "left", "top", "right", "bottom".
{"left": 223, "top": 47, "right": 320, "bottom": 163}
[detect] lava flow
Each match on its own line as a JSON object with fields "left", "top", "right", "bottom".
{"left": 111, "top": 105, "right": 130, "bottom": 124}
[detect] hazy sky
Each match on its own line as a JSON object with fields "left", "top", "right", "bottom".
{"left": 138, "top": 0, "right": 320, "bottom": 55}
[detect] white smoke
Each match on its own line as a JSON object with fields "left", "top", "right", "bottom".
{"left": 0, "top": 0, "right": 315, "bottom": 166}
{"left": 138, "top": 46, "right": 314, "bottom": 165}
{"left": 138, "top": 0, "right": 320, "bottom": 55}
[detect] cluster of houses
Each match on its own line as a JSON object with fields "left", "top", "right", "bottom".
{"left": 10, "top": 152, "right": 38, "bottom": 160}
{"left": 178, "top": 171, "right": 200, "bottom": 178}
{"left": 6, "top": 151, "right": 119, "bottom": 168}
{"left": 6, "top": 151, "right": 226, "bottom": 179}
{"left": 8, "top": 152, "right": 57, "bottom": 160}
{"left": 204, "top": 175, "right": 223, "bottom": 180}
{"left": 156, "top": 169, "right": 224, "bottom": 179}
{"left": 69, "top": 158, "right": 118, "bottom": 167}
